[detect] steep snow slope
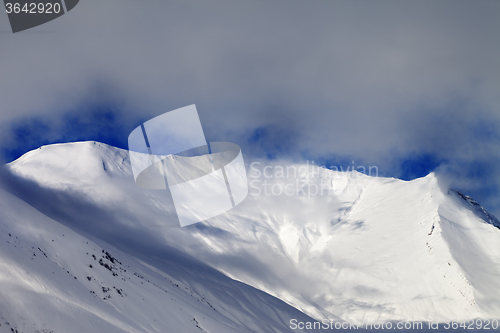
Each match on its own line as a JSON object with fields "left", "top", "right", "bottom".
{"left": 0, "top": 145, "right": 327, "bottom": 332}
{"left": 1, "top": 141, "right": 499, "bottom": 328}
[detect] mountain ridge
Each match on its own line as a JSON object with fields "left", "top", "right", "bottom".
{"left": 1, "top": 141, "right": 499, "bottom": 330}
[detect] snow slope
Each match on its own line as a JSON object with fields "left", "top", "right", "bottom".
{"left": 0, "top": 143, "right": 328, "bottom": 333}
{"left": 1, "top": 141, "right": 499, "bottom": 331}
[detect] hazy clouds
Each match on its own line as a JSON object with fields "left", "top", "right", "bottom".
{"left": 0, "top": 0, "right": 499, "bottom": 213}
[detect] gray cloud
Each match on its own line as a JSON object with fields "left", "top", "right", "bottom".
{"left": 0, "top": 0, "right": 499, "bottom": 214}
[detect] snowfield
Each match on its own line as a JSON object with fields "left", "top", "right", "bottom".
{"left": 0, "top": 141, "right": 499, "bottom": 332}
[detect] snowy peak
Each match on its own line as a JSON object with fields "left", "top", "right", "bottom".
{"left": 8, "top": 141, "right": 132, "bottom": 183}
{"left": 453, "top": 190, "right": 500, "bottom": 229}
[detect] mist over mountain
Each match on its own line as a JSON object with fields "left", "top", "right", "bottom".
{"left": 0, "top": 141, "right": 499, "bottom": 332}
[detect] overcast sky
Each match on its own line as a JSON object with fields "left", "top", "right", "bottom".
{"left": 0, "top": 0, "right": 499, "bottom": 215}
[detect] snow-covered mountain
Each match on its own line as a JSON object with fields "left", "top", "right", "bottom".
{"left": 1, "top": 141, "right": 499, "bottom": 332}
{"left": 0, "top": 143, "right": 327, "bottom": 333}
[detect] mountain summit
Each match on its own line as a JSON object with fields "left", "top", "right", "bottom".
{"left": 1, "top": 141, "right": 499, "bottom": 331}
